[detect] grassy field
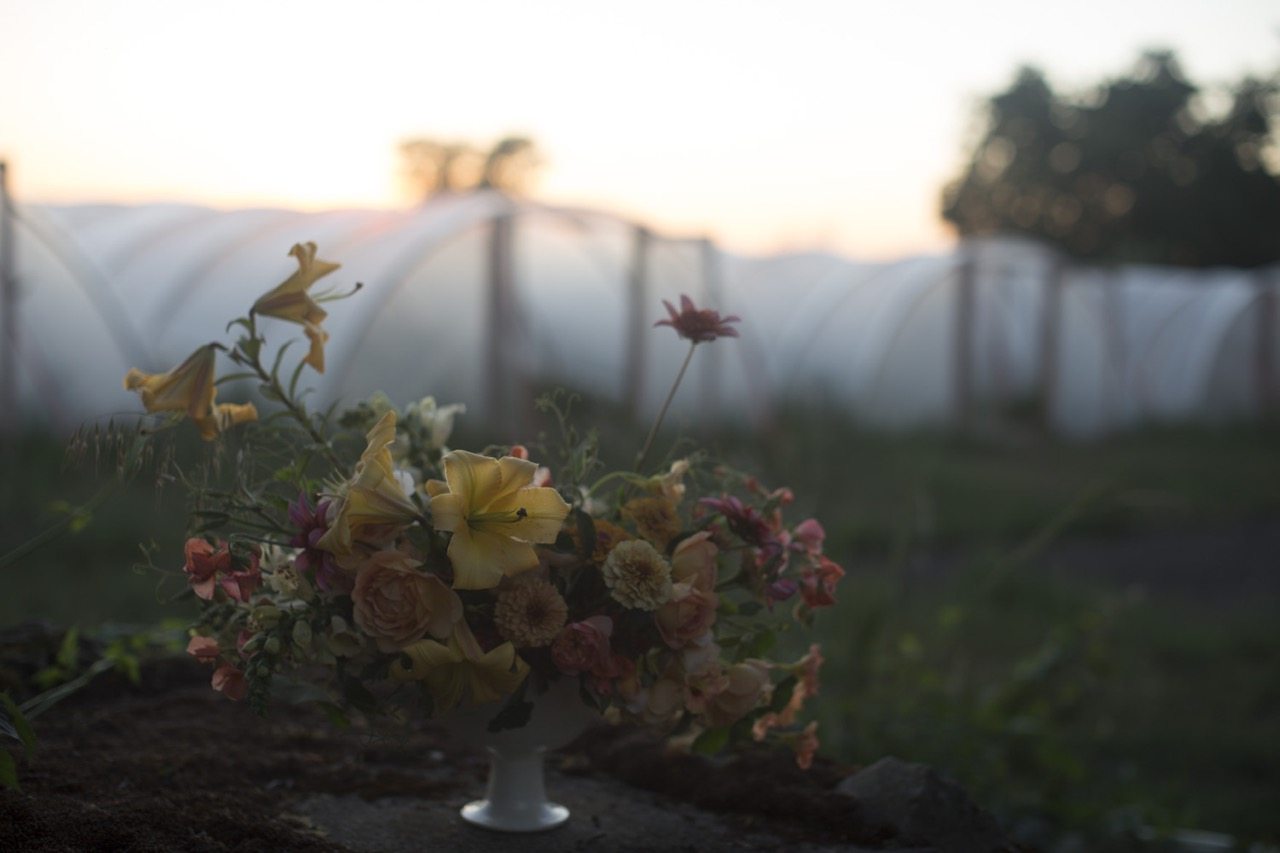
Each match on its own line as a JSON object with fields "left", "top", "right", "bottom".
{"left": 3, "top": 415, "right": 1278, "bottom": 846}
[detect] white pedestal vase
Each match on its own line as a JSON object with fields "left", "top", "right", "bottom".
{"left": 442, "top": 676, "right": 597, "bottom": 832}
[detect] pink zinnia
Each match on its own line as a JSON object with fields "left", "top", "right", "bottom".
{"left": 655, "top": 295, "right": 740, "bottom": 343}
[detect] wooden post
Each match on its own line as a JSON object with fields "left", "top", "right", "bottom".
{"left": 1255, "top": 267, "right": 1277, "bottom": 415}
{"left": 1037, "top": 252, "right": 1065, "bottom": 431}
{"left": 0, "top": 161, "right": 15, "bottom": 436}
{"left": 953, "top": 243, "right": 977, "bottom": 429}
{"left": 624, "top": 225, "right": 650, "bottom": 419}
{"left": 485, "top": 212, "right": 515, "bottom": 425}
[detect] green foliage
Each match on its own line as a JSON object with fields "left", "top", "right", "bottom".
{"left": 943, "top": 50, "right": 1280, "bottom": 267}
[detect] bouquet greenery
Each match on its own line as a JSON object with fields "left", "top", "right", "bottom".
{"left": 121, "top": 242, "right": 843, "bottom": 767}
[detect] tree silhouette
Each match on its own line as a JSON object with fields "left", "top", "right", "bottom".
{"left": 400, "top": 136, "right": 542, "bottom": 202}
{"left": 942, "top": 51, "right": 1280, "bottom": 268}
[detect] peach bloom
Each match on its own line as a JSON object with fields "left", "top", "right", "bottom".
{"left": 186, "top": 636, "right": 220, "bottom": 664}
{"left": 669, "top": 531, "right": 718, "bottom": 591}
{"left": 799, "top": 556, "right": 844, "bottom": 609}
{"left": 640, "top": 672, "right": 686, "bottom": 726}
{"left": 183, "top": 538, "right": 229, "bottom": 600}
{"left": 705, "top": 660, "right": 772, "bottom": 728}
{"left": 351, "top": 550, "right": 461, "bottom": 652}
{"left": 655, "top": 582, "right": 719, "bottom": 649}
{"left": 211, "top": 664, "right": 248, "bottom": 701}
{"left": 792, "top": 721, "right": 820, "bottom": 770}
{"left": 551, "top": 616, "right": 616, "bottom": 678}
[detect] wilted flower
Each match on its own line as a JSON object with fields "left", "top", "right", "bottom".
{"left": 250, "top": 242, "right": 339, "bottom": 373}
{"left": 427, "top": 449, "right": 570, "bottom": 590}
{"left": 655, "top": 294, "right": 741, "bottom": 343}
{"left": 789, "top": 721, "right": 820, "bottom": 770}
{"left": 123, "top": 343, "right": 258, "bottom": 440}
{"left": 493, "top": 576, "right": 568, "bottom": 648}
{"left": 601, "top": 540, "right": 673, "bottom": 610}
{"left": 351, "top": 549, "right": 462, "bottom": 652}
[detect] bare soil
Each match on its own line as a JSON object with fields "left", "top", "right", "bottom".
{"left": 2, "top": 657, "right": 899, "bottom": 852}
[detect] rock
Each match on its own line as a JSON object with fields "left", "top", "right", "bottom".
{"left": 837, "top": 756, "right": 1014, "bottom": 853}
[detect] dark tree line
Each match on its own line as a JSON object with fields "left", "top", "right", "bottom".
{"left": 942, "top": 51, "right": 1280, "bottom": 268}
{"left": 399, "top": 135, "right": 541, "bottom": 201}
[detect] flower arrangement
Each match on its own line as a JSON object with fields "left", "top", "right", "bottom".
{"left": 122, "top": 242, "right": 844, "bottom": 769}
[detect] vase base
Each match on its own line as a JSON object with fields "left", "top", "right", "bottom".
{"left": 461, "top": 799, "right": 570, "bottom": 832}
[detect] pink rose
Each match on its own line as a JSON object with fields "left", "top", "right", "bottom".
{"left": 670, "top": 531, "right": 718, "bottom": 591}
{"left": 211, "top": 664, "right": 247, "bottom": 701}
{"left": 551, "top": 616, "right": 615, "bottom": 677}
{"left": 705, "top": 660, "right": 772, "bottom": 727}
{"left": 186, "top": 636, "right": 220, "bottom": 664}
{"left": 655, "top": 583, "right": 719, "bottom": 649}
{"left": 352, "top": 550, "right": 461, "bottom": 652}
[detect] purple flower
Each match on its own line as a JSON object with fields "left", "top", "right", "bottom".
{"left": 289, "top": 491, "right": 352, "bottom": 594}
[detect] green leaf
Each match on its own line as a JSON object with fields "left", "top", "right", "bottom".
{"left": 269, "top": 340, "right": 296, "bottom": 381}
{"left": 0, "top": 693, "right": 35, "bottom": 757}
{"left": 743, "top": 629, "right": 777, "bottom": 658}
{"left": 55, "top": 628, "right": 80, "bottom": 673}
{"left": 0, "top": 749, "right": 19, "bottom": 791}
{"left": 736, "top": 601, "right": 763, "bottom": 617}
{"left": 691, "top": 726, "right": 730, "bottom": 756}
{"left": 315, "top": 701, "right": 351, "bottom": 729}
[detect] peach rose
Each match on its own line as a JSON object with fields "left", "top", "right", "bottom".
{"left": 655, "top": 583, "right": 719, "bottom": 649}
{"left": 705, "top": 660, "right": 772, "bottom": 727}
{"left": 669, "top": 531, "right": 718, "bottom": 591}
{"left": 352, "top": 550, "right": 461, "bottom": 652}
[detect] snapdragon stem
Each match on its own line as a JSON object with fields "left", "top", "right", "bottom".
{"left": 635, "top": 341, "right": 698, "bottom": 471}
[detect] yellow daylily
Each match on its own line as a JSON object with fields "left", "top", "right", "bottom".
{"left": 392, "top": 620, "right": 529, "bottom": 714}
{"left": 250, "top": 242, "right": 339, "bottom": 373}
{"left": 428, "top": 450, "right": 571, "bottom": 590}
{"left": 123, "top": 343, "right": 258, "bottom": 441}
{"left": 316, "top": 411, "right": 421, "bottom": 555}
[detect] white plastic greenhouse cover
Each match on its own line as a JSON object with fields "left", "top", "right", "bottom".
{"left": 2, "top": 192, "right": 1277, "bottom": 437}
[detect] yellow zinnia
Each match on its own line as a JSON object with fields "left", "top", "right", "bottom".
{"left": 428, "top": 450, "right": 571, "bottom": 590}
{"left": 392, "top": 620, "right": 529, "bottom": 714}
{"left": 317, "top": 411, "right": 422, "bottom": 555}
{"left": 123, "top": 343, "right": 258, "bottom": 441}
{"left": 250, "top": 242, "right": 339, "bottom": 373}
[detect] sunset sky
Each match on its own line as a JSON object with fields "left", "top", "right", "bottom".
{"left": 0, "top": 0, "right": 1276, "bottom": 258}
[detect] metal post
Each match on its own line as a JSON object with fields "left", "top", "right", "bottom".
{"left": 485, "top": 212, "right": 515, "bottom": 425}
{"left": 1255, "top": 267, "right": 1277, "bottom": 415}
{"left": 953, "top": 243, "right": 977, "bottom": 429}
{"left": 0, "top": 161, "right": 16, "bottom": 436}
{"left": 624, "top": 225, "right": 650, "bottom": 419}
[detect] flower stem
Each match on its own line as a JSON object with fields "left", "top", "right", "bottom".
{"left": 635, "top": 342, "right": 698, "bottom": 471}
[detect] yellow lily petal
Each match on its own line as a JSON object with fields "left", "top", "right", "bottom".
{"left": 316, "top": 411, "right": 420, "bottom": 555}
{"left": 392, "top": 624, "right": 529, "bottom": 714}
{"left": 123, "top": 344, "right": 216, "bottom": 420}
{"left": 123, "top": 344, "right": 255, "bottom": 442}
{"left": 468, "top": 642, "right": 529, "bottom": 705}
{"left": 251, "top": 242, "right": 339, "bottom": 374}
{"left": 446, "top": 525, "right": 538, "bottom": 589}
{"left": 487, "top": 487, "right": 572, "bottom": 543}
{"left": 432, "top": 449, "right": 571, "bottom": 590}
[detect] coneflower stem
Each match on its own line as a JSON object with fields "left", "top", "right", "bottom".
{"left": 635, "top": 341, "right": 698, "bottom": 471}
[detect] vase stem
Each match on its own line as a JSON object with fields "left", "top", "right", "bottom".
{"left": 461, "top": 747, "right": 570, "bottom": 832}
